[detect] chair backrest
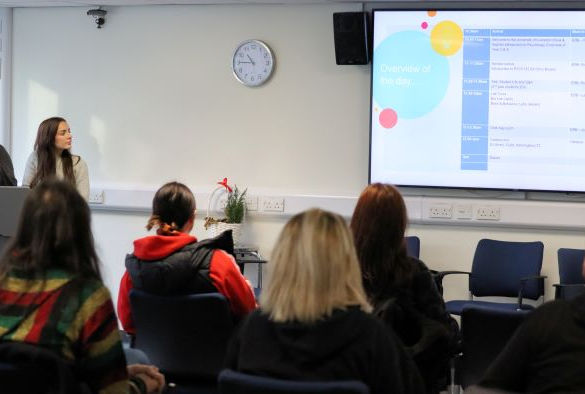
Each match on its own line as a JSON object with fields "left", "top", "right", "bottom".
{"left": 218, "top": 369, "right": 370, "bottom": 394}
{"left": 130, "top": 289, "right": 234, "bottom": 380}
{"left": 456, "top": 306, "right": 530, "bottom": 388}
{"left": 470, "top": 239, "right": 544, "bottom": 299}
{"left": 405, "top": 236, "right": 420, "bottom": 259}
{"left": 0, "top": 342, "right": 88, "bottom": 394}
{"left": 557, "top": 248, "right": 585, "bottom": 285}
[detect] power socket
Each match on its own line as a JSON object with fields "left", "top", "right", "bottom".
{"left": 428, "top": 204, "right": 453, "bottom": 219}
{"left": 475, "top": 206, "right": 501, "bottom": 221}
{"left": 88, "top": 189, "right": 104, "bottom": 204}
{"left": 246, "top": 195, "right": 258, "bottom": 211}
{"left": 262, "top": 196, "right": 285, "bottom": 212}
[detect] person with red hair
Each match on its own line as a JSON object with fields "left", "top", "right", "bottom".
{"left": 351, "top": 183, "right": 459, "bottom": 394}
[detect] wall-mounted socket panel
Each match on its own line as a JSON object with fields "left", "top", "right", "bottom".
{"left": 246, "top": 195, "right": 258, "bottom": 211}
{"left": 262, "top": 196, "right": 285, "bottom": 212}
{"left": 428, "top": 203, "right": 453, "bottom": 218}
{"left": 476, "top": 206, "right": 501, "bottom": 221}
{"left": 454, "top": 204, "right": 473, "bottom": 219}
{"left": 89, "top": 189, "right": 104, "bottom": 204}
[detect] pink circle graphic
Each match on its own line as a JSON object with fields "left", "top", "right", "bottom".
{"left": 379, "top": 108, "right": 398, "bottom": 129}
{"left": 421, "top": 21, "right": 428, "bottom": 29}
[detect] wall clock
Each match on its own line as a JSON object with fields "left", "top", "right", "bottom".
{"left": 232, "top": 39, "right": 274, "bottom": 87}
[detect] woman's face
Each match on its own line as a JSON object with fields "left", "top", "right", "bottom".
{"left": 54, "top": 121, "right": 72, "bottom": 152}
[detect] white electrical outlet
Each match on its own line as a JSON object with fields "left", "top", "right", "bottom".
{"left": 246, "top": 195, "right": 258, "bottom": 211}
{"left": 428, "top": 204, "right": 453, "bottom": 219}
{"left": 475, "top": 206, "right": 501, "bottom": 221}
{"left": 454, "top": 204, "right": 473, "bottom": 219}
{"left": 262, "top": 196, "right": 285, "bottom": 212}
{"left": 89, "top": 189, "right": 104, "bottom": 204}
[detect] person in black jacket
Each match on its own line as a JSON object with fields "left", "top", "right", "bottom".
{"left": 225, "top": 208, "right": 424, "bottom": 394}
{"left": 118, "top": 181, "right": 256, "bottom": 335}
{"left": 351, "top": 183, "right": 459, "bottom": 394}
{"left": 0, "top": 144, "right": 17, "bottom": 186}
{"left": 479, "top": 260, "right": 585, "bottom": 393}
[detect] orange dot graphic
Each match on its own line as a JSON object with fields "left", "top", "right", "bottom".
{"left": 427, "top": 10, "right": 437, "bottom": 17}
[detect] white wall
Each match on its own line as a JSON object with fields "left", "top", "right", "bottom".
{"left": 10, "top": 4, "right": 585, "bottom": 309}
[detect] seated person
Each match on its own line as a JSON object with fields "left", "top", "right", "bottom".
{"left": 0, "top": 179, "right": 164, "bottom": 394}
{"left": 225, "top": 208, "right": 424, "bottom": 394}
{"left": 118, "top": 181, "right": 256, "bottom": 335}
{"left": 351, "top": 183, "right": 460, "bottom": 393}
{"left": 479, "top": 257, "right": 585, "bottom": 393}
{"left": 0, "top": 144, "right": 17, "bottom": 186}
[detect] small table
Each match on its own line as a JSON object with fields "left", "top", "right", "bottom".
{"left": 234, "top": 247, "right": 267, "bottom": 288}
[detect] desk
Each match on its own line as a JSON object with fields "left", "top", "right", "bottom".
{"left": 234, "top": 247, "right": 267, "bottom": 288}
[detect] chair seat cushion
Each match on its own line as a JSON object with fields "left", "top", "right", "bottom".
{"left": 446, "top": 300, "right": 534, "bottom": 315}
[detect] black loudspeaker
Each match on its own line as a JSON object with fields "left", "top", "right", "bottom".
{"left": 333, "top": 12, "right": 370, "bottom": 65}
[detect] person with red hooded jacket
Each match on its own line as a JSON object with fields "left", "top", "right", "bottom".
{"left": 118, "top": 181, "right": 256, "bottom": 335}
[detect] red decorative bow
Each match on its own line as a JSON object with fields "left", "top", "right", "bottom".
{"left": 217, "top": 177, "right": 233, "bottom": 193}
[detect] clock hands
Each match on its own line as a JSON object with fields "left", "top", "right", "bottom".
{"left": 247, "top": 54, "right": 256, "bottom": 66}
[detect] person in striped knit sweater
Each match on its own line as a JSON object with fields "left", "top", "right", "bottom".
{"left": 0, "top": 178, "right": 164, "bottom": 394}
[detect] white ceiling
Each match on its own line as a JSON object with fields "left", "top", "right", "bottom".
{"left": 0, "top": 0, "right": 365, "bottom": 6}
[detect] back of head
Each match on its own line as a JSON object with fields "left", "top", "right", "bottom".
{"left": 0, "top": 178, "right": 100, "bottom": 281}
{"left": 261, "top": 208, "right": 371, "bottom": 323}
{"left": 350, "top": 183, "right": 410, "bottom": 301}
{"left": 147, "top": 182, "right": 196, "bottom": 235}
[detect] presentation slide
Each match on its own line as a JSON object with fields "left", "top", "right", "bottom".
{"left": 370, "top": 10, "right": 585, "bottom": 192}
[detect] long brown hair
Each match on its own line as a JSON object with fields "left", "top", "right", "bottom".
{"left": 30, "top": 117, "right": 76, "bottom": 188}
{"left": 0, "top": 178, "right": 101, "bottom": 283}
{"left": 350, "top": 183, "right": 412, "bottom": 303}
{"left": 146, "top": 182, "right": 196, "bottom": 235}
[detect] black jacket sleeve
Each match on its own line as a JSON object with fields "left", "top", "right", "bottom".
{"left": 0, "top": 145, "right": 17, "bottom": 186}
{"left": 369, "top": 320, "right": 425, "bottom": 394}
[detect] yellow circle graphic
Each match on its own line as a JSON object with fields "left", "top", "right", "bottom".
{"left": 430, "top": 21, "right": 463, "bottom": 56}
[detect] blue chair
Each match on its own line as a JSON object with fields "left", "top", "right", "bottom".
{"left": 554, "top": 248, "right": 585, "bottom": 300}
{"left": 130, "top": 289, "right": 234, "bottom": 390}
{"left": 436, "top": 239, "right": 545, "bottom": 315}
{"left": 455, "top": 306, "right": 530, "bottom": 389}
{"left": 405, "top": 236, "right": 420, "bottom": 258}
{"left": 218, "top": 369, "right": 370, "bottom": 394}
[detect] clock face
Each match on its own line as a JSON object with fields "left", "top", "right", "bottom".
{"left": 232, "top": 40, "right": 274, "bottom": 87}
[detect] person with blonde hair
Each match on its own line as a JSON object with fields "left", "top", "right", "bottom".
{"left": 225, "top": 208, "right": 423, "bottom": 394}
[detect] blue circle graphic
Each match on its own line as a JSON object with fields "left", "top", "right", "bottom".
{"left": 373, "top": 30, "right": 450, "bottom": 119}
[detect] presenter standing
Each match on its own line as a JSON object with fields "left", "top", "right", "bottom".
{"left": 22, "top": 117, "right": 89, "bottom": 200}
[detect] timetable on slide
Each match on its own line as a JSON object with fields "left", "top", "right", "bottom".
{"left": 370, "top": 10, "right": 585, "bottom": 192}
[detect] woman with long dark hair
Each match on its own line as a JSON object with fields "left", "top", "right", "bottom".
{"left": 22, "top": 117, "right": 89, "bottom": 200}
{"left": 351, "top": 183, "right": 459, "bottom": 394}
{"left": 0, "top": 179, "right": 164, "bottom": 393}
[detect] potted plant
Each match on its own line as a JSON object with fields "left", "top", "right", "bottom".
{"left": 205, "top": 178, "right": 247, "bottom": 245}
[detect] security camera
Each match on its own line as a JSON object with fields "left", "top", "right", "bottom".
{"left": 87, "top": 8, "right": 107, "bottom": 29}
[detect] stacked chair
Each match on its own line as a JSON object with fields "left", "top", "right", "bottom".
{"left": 554, "top": 248, "right": 585, "bottom": 300}
{"left": 436, "top": 239, "right": 545, "bottom": 315}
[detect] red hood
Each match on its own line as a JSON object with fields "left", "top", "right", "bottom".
{"left": 133, "top": 233, "right": 197, "bottom": 261}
